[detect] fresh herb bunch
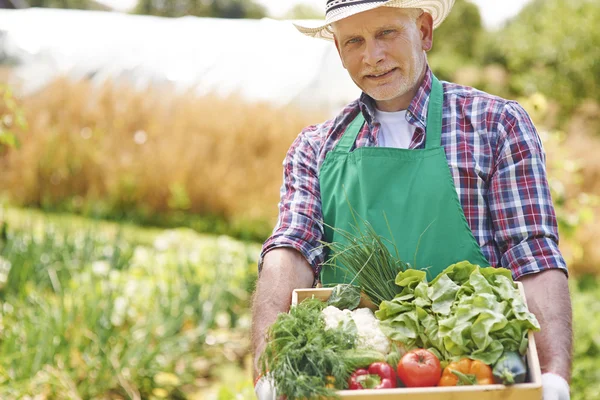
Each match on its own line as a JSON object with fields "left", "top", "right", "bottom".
{"left": 322, "top": 217, "right": 410, "bottom": 306}
{"left": 259, "top": 297, "right": 381, "bottom": 399}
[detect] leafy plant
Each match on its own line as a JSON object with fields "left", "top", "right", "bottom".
{"left": 481, "top": 0, "right": 600, "bottom": 120}
{"left": 376, "top": 262, "right": 540, "bottom": 365}
{"left": 0, "top": 211, "right": 258, "bottom": 399}
{"left": 321, "top": 216, "right": 410, "bottom": 306}
{"left": 327, "top": 284, "right": 361, "bottom": 311}
{"left": 0, "top": 85, "right": 27, "bottom": 150}
{"left": 259, "top": 298, "right": 384, "bottom": 399}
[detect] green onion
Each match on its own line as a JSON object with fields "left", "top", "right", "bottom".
{"left": 321, "top": 212, "right": 411, "bottom": 306}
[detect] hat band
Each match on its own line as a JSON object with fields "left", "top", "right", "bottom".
{"left": 326, "top": 0, "right": 388, "bottom": 14}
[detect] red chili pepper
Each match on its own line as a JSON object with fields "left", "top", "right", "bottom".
{"left": 348, "top": 363, "right": 397, "bottom": 390}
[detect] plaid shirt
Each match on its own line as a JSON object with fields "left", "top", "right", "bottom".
{"left": 260, "top": 66, "right": 568, "bottom": 281}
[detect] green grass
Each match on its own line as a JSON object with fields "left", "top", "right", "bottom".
{"left": 0, "top": 206, "right": 258, "bottom": 399}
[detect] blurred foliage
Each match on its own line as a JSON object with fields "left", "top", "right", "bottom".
{"left": 0, "top": 79, "right": 311, "bottom": 243}
{"left": 0, "top": 207, "right": 258, "bottom": 399}
{"left": 480, "top": 0, "right": 600, "bottom": 121}
{"left": 282, "top": 4, "right": 322, "bottom": 20}
{"left": 428, "top": 0, "right": 484, "bottom": 81}
{"left": 429, "top": 0, "right": 600, "bottom": 124}
{"left": 27, "top": 0, "right": 110, "bottom": 10}
{"left": 0, "top": 85, "right": 27, "bottom": 150}
{"left": 571, "top": 276, "right": 600, "bottom": 400}
{"left": 25, "top": 0, "right": 267, "bottom": 18}
{"left": 134, "top": 0, "right": 267, "bottom": 19}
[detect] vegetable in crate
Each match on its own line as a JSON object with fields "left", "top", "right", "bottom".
{"left": 493, "top": 351, "right": 528, "bottom": 384}
{"left": 326, "top": 283, "right": 362, "bottom": 310}
{"left": 321, "top": 220, "right": 410, "bottom": 306}
{"left": 376, "top": 261, "right": 540, "bottom": 366}
{"left": 322, "top": 306, "right": 391, "bottom": 355}
{"left": 396, "top": 348, "right": 442, "bottom": 388}
{"left": 259, "top": 297, "right": 385, "bottom": 399}
{"left": 438, "top": 358, "right": 494, "bottom": 386}
{"left": 348, "top": 362, "right": 397, "bottom": 389}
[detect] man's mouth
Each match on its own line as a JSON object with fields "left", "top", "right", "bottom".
{"left": 365, "top": 68, "right": 397, "bottom": 79}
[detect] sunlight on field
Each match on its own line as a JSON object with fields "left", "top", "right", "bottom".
{"left": 0, "top": 75, "right": 327, "bottom": 239}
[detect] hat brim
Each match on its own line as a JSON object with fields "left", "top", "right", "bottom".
{"left": 293, "top": 0, "right": 454, "bottom": 41}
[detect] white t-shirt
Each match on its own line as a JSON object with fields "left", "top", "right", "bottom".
{"left": 374, "top": 109, "right": 416, "bottom": 149}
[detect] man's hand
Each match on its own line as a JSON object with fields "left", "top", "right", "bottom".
{"left": 542, "top": 373, "right": 570, "bottom": 400}
{"left": 251, "top": 248, "right": 315, "bottom": 381}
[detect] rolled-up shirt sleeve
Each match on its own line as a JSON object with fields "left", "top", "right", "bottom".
{"left": 489, "top": 102, "right": 568, "bottom": 280}
{"left": 259, "top": 127, "right": 325, "bottom": 277}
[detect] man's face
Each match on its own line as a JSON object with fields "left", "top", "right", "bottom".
{"left": 333, "top": 7, "right": 433, "bottom": 112}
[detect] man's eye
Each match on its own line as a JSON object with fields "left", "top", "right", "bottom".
{"left": 347, "top": 38, "right": 361, "bottom": 45}
{"left": 381, "top": 29, "right": 394, "bottom": 36}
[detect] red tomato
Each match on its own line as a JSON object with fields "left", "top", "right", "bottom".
{"left": 397, "top": 349, "right": 442, "bottom": 387}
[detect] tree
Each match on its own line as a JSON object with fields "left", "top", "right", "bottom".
{"left": 134, "top": 0, "right": 267, "bottom": 19}
{"left": 427, "top": 0, "right": 483, "bottom": 81}
{"left": 482, "top": 0, "right": 600, "bottom": 120}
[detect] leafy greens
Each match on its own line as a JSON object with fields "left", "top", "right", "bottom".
{"left": 375, "top": 261, "right": 541, "bottom": 365}
{"left": 327, "top": 284, "right": 362, "bottom": 310}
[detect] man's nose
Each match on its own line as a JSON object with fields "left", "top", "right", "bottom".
{"left": 363, "top": 40, "right": 385, "bottom": 67}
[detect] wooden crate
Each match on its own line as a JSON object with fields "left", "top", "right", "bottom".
{"left": 291, "top": 282, "right": 542, "bottom": 400}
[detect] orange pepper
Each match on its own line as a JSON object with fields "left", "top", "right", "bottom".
{"left": 438, "top": 358, "right": 494, "bottom": 386}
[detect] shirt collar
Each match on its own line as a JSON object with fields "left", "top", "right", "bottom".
{"left": 358, "top": 65, "right": 433, "bottom": 130}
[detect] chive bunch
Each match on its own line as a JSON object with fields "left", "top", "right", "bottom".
{"left": 322, "top": 217, "right": 411, "bottom": 306}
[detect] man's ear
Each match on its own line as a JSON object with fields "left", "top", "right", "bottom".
{"left": 418, "top": 12, "right": 434, "bottom": 52}
{"left": 334, "top": 35, "right": 347, "bottom": 69}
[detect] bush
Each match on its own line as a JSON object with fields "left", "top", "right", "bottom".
{"left": 481, "top": 0, "right": 600, "bottom": 121}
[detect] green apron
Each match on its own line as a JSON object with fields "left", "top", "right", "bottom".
{"left": 318, "top": 76, "right": 489, "bottom": 285}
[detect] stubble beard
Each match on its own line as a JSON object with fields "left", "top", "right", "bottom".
{"left": 367, "top": 51, "right": 426, "bottom": 103}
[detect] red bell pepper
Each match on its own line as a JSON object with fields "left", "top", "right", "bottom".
{"left": 348, "top": 362, "right": 397, "bottom": 390}
{"left": 348, "top": 368, "right": 369, "bottom": 390}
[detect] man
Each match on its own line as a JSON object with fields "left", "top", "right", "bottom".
{"left": 252, "top": 1, "right": 572, "bottom": 399}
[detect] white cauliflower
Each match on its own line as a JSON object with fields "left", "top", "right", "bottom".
{"left": 351, "top": 308, "right": 391, "bottom": 355}
{"left": 322, "top": 306, "right": 391, "bottom": 355}
{"left": 321, "top": 305, "right": 352, "bottom": 330}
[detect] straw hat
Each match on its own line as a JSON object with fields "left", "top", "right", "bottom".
{"left": 294, "top": 0, "right": 454, "bottom": 41}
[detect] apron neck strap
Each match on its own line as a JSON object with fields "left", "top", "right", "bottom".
{"left": 335, "top": 75, "right": 444, "bottom": 153}
{"left": 425, "top": 75, "right": 443, "bottom": 149}
{"left": 335, "top": 111, "right": 365, "bottom": 153}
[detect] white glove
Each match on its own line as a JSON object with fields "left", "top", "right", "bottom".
{"left": 542, "top": 373, "right": 570, "bottom": 400}
{"left": 255, "top": 375, "right": 277, "bottom": 400}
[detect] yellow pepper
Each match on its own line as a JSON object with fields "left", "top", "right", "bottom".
{"left": 325, "top": 376, "right": 336, "bottom": 389}
{"left": 438, "top": 358, "right": 494, "bottom": 386}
